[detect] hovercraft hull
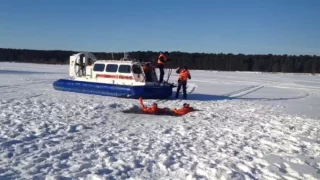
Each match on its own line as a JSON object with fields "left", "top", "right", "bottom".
{"left": 53, "top": 79, "right": 173, "bottom": 99}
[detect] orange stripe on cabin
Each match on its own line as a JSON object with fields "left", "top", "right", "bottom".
{"left": 96, "top": 74, "right": 118, "bottom": 78}
{"left": 119, "top": 75, "right": 133, "bottom": 80}
{"left": 96, "top": 74, "right": 134, "bottom": 80}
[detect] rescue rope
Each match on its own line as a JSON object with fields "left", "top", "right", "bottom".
{"left": 166, "top": 68, "right": 172, "bottom": 82}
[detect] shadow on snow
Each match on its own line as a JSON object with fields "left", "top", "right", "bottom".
{"left": 181, "top": 85, "right": 309, "bottom": 102}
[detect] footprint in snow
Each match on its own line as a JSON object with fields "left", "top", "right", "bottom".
{"left": 66, "top": 124, "right": 88, "bottom": 133}
{"left": 108, "top": 103, "right": 122, "bottom": 109}
{"left": 163, "top": 128, "right": 173, "bottom": 134}
{"left": 97, "top": 168, "right": 113, "bottom": 175}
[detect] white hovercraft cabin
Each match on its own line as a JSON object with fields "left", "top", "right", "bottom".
{"left": 53, "top": 52, "right": 174, "bottom": 99}
{"left": 69, "top": 52, "right": 159, "bottom": 86}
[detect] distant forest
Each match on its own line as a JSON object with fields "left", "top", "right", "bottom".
{"left": 0, "top": 48, "right": 319, "bottom": 73}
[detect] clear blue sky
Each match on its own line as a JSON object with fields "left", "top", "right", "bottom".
{"left": 0, "top": 0, "right": 319, "bottom": 55}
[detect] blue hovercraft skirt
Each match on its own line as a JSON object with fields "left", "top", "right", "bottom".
{"left": 53, "top": 79, "right": 173, "bottom": 99}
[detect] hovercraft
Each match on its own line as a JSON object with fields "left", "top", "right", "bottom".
{"left": 53, "top": 52, "right": 175, "bottom": 99}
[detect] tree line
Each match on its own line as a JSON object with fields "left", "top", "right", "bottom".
{"left": 0, "top": 48, "right": 319, "bottom": 73}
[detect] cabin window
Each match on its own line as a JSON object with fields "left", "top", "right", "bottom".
{"left": 132, "top": 64, "right": 142, "bottom": 74}
{"left": 93, "top": 63, "right": 105, "bottom": 72}
{"left": 106, "top": 64, "right": 118, "bottom": 72}
{"left": 118, "top": 65, "right": 131, "bottom": 73}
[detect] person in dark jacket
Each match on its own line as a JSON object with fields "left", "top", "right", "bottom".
{"left": 175, "top": 66, "right": 191, "bottom": 99}
{"left": 142, "top": 63, "right": 153, "bottom": 82}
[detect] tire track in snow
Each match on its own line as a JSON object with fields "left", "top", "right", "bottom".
{"left": 186, "top": 74, "right": 320, "bottom": 92}
{"left": 223, "top": 85, "right": 262, "bottom": 97}
{"left": 0, "top": 79, "right": 55, "bottom": 90}
{"left": 229, "top": 85, "right": 265, "bottom": 98}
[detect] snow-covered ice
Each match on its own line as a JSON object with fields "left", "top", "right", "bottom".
{"left": 0, "top": 62, "right": 319, "bottom": 180}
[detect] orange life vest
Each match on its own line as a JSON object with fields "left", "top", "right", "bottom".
{"left": 139, "top": 97, "right": 160, "bottom": 114}
{"left": 179, "top": 69, "right": 190, "bottom": 81}
{"left": 157, "top": 53, "right": 168, "bottom": 65}
{"left": 142, "top": 105, "right": 160, "bottom": 114}
{"left": 143, "top": 65, "right": 149, "bottom": 72}
{"left": 172, "top": 106, "right": 194, "bottom": 116}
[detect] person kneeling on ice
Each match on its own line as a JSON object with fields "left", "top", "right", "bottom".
{"left": 139, "top": 97, "right": 171, "bottom": 114}
{"left": 172, "top": 103, "right": 194, "bottom": 116}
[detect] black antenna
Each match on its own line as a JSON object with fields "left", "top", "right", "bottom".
{"left": 124, "top": 52, "right": 129, "bottom": 59}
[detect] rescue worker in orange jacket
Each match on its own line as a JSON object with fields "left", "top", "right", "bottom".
{"left": 172, "top": 103, "right": 194, "bottom": 116}
{"left": 139, "top": 97, "right": 170, "bottom": 114}
{"left": 139, "top": 97, "right": 194, "bottom": 116}
{"left": 157, "top": 52, "right": 170, "bottom": 83}
{"left": 175, "top": 66, "right": 191, "bottom": 99}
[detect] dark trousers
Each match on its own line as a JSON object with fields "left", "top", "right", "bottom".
{"left": 145, "top": 71, "right": 152, "bottom": 82}
{"left": 175, "top": 80, "right": 187, "bottom": 99}
{"left": 157, "top": 64, "right": 164, "bottom": 83}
